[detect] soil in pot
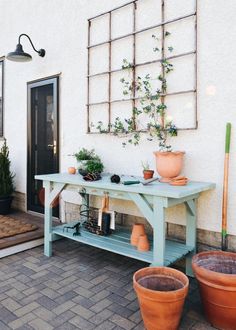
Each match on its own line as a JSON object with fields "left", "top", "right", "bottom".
{"left": 192, "top": 251, "right": 236, "bottom": 330}
{"left": 133, "top": 267, "right": 189, "bottom": 330}
{"left": 154, "top": 151, "right": 185, "bottom": 182}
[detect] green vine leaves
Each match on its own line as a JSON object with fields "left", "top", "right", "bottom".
{"left": 92, "top": 32, "right": 177, "bottom": 151}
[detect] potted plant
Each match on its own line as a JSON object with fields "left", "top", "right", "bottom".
{"left": 0, "top": 139, "right": 15, "bottom": 215}
{"left": 85, "top": 159, "right": 104, "bottom": 175}
{"left": 74, "top": 148, "right": 100, "bottom": 175}
{"left": 141, "top": 161, "right": 154, "bottom": 180}
{"left": 95, "top": 33, "right": 185, "bottom": 182}
{"left": 74, "top": 148, "right": 104, "bottom": 180}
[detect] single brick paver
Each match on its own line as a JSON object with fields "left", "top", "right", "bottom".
{"left": 0, "top": 239, "right": 217, "bottom": 330}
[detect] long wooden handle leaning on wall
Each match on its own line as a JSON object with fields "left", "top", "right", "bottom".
{"left": 222, "top": 122, "right": 231, "bottom": 251}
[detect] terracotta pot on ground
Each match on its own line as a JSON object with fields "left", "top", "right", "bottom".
{"left": 133, "top": 267, "right": 189, "bottom": 330}
{"left": 131, "top": 223, "right": 145, "bottom": 246}
{"left": 154, "top": 151, "right": 185, "bottom": 182}
{"left": 192, "top": 251, "right": 236, "bottom": 330}
{"left": 137, "top": 235, "right": 150, "bottom": 252}
{"left": 143, "top": 170, "right": 154, "bottom": 180}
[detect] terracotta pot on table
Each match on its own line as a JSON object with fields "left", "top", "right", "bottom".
{"left": 154, "top": 151, "right": 185, "bottom": 182}
{"left": 192, "top": 251, "right": 236, "bottom": 330}
{"left": 143, "top": 170, "right": 154, "bottom": 180}
{"left": 133, "top": 267, "right": 189, "bottom": 330}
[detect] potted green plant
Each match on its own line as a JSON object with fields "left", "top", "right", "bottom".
{"left": 74, "top": 148, "right": 100, "bottom": 175}
{"left": 95, "top": 33, "right": 185, "bottom": 182}
{"left": 141, "top": 161, "right": 154, "bottom": 180}
{"left": 0, "top": 139, "right": 15, "bottom": 215}
{"left": 85, "top": 159, "right": 104, "bottom": 175}
{"left": 74, "top": 148, "right": 104, "bottom": 179}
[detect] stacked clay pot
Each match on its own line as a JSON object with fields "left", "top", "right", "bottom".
{"left": 137, "top": 234, "right": 150, "bottom": 252}
{"left": 131, "top": 224, "right": 150, "bottom": 252}
{"left": 131, "top": 224, "right": 145, "bottom": 246}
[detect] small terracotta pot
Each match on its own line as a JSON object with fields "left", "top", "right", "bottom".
{"left": 137, "top": 235, "right": 150, "bottom": 252}
{"left": 133, "top": 267, "right": 189, "bottom": 330}
{"left": 153, "top": 151, "right": 185, "bottom": 182}
{"left": 192, "top": 251, "right": 236, "bottom": 330}
{"left": 143, "top": 170, "right": 154, "bottom": 180}
{"left": 68, "top": 167, "right": 76, "bottom": 174}
{"left": 131, "top": 223, "right": 145, "bottom": 246}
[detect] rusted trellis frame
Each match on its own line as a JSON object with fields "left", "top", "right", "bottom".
{"left": 87, "top": 0, "right": 198, "bottom": 133}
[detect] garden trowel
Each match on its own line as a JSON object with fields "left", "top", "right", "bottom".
{"left": 123, "top": 177, "right": 160, "bottom": 185}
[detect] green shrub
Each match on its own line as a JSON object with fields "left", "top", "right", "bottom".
{"left": 0, "top": 139, "right": 14, "bottom": 198}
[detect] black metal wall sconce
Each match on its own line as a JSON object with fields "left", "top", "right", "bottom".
{"left": 6, "top": 34, "right": 45, "bottom": 62}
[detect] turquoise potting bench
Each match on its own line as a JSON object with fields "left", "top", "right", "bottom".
{"left": 35, "top": 173, "right": 215, "bottom": 274}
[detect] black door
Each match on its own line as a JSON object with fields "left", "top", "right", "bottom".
{"left": 27, "top": 77, "right": 59, "bottom": 215}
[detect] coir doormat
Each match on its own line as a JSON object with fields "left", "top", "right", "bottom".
{"left": 0, "top": 216, "right": 38, "bottom": 239}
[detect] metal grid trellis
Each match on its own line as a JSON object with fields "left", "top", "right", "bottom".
{"left": 87, "top": 0, "right": 198, "bottom": 133}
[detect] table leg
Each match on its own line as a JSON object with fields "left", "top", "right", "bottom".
{"left": 151, "top": 197, "right": 165, "bottom": 266}
{"left": 44, "top": 181, "right": 53, "bottom": 257}
{"left": 185, "top": 199, "right": 197, "bottom": 276}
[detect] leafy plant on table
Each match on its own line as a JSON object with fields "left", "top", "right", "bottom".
{"left": 74, "top": 148, "right": 99, "bottom": 162}
{"left": 74, "top": 148, "right": 104, "bottom": 175}
{"left": 85, "top": 159, "right": 104, "bottom": 174}
{"left": 95, "top": 33, "right": 177, "bottom": 151}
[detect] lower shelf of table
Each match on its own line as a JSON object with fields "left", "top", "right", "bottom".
{"left": 52, "top": 225, "right": 194, "bottom": 266}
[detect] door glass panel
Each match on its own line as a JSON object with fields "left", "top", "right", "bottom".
{"left": 28, "top": 78, "right": 58, "bottom": 215}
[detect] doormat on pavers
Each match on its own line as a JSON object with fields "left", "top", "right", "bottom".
{"left": 0, "top": 216, "right": 38, "bottom": 239}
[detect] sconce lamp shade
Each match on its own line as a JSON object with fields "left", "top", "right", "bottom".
{"left": 7, "top": 44, "right": 32, "bottom": 62}
{"left": 6, "top": 34, "right": 46, "bottom": 63}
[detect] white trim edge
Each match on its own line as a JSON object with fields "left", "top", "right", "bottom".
{"left": 0, "top": 238, "right": 44, "bottom": 258}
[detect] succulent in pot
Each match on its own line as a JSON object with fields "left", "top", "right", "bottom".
{"left": 94, "top": 33, "right": 185, "bottom": 182}
{"left": 141, "top": 161, "right": 154, "bottom": 180}
{"left": 0, "top": 139, "right": 15, "bottom": 215}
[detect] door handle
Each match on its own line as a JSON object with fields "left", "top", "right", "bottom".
{"left": 48, "top": 140, "right": 57, "bottom": 154}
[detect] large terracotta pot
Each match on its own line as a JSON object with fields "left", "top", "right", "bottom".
{"left": 133, "top": 267, "right": 189, "bottom": 330}
{"left": 153, "top": 151, "right": 185, "bottom": 182}
{"left": 192, "top": 251, "right": 236, "bottom": 330}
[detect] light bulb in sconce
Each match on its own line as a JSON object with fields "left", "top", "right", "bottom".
{"left": 206, "top": 85, "right": 216, "bottom": 96}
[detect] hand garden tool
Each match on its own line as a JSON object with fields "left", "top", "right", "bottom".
{"left": 222, "top": 122, "right": 231, "bottom": 251}
{"left": 123, "top": 177, "right": 160, "bottom": 185}
{"left": 98, "top": 193, "right": 115, "bottom": 234}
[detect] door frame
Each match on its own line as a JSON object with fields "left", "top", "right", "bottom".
{"left": 27, "top": 75, "right": 60, "bottom": 214}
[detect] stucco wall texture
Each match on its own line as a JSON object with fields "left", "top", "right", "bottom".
{"left": 0, "top": 0, "right": 236, "bottom": 235}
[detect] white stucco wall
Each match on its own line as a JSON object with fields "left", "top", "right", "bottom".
{"left": 0, "top": 0, "right": 236, "bottom": 235}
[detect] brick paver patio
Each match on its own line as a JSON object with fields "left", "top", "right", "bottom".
{"left": 0, "top": 239, "right": 216, "bottom": 329}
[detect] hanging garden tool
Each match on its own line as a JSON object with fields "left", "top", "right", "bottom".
{"left": 222, "top": 122, "right": 231, "bottom": 251}
{"left": 98, "top": 193, "right": 115, "bottom": 235}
